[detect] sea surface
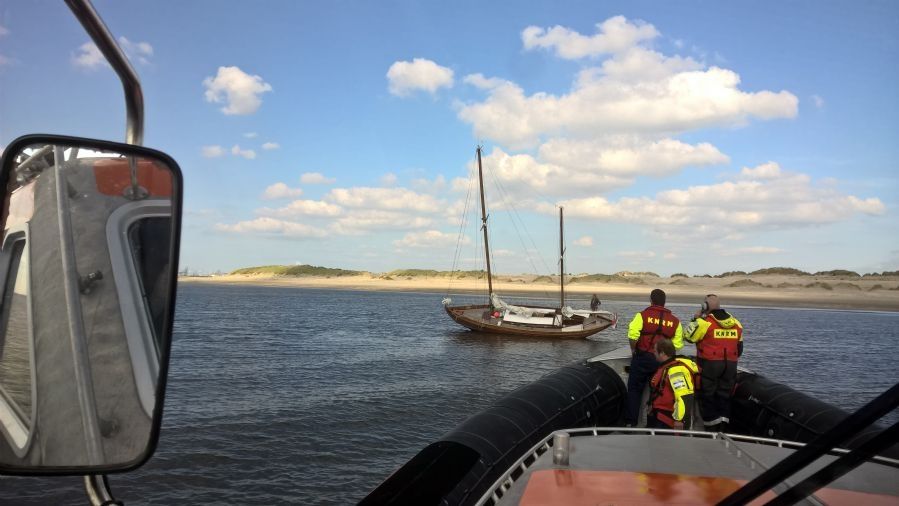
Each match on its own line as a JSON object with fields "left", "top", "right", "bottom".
{"left": 2, "top": 283, "right": 897, "bottom": 504}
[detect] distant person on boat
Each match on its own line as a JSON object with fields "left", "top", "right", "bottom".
{"left": 590, "top": 294, "right": 601, "bottom": 311}
{"left": 648, "top": 338, "right": 699, "bottom": 430}
{"left": 625, "top": 288, "right": 684, "bottom": 427}
{"left": 685, "top": 294, "right": 744, "bottom": 432}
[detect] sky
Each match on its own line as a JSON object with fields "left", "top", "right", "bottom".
{"left": 1, "top": 1, "right": 897, "bottom": 276}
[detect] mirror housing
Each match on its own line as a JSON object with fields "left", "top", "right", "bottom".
{"left": 0, "top": 134, "right": 182, "bottom": 475}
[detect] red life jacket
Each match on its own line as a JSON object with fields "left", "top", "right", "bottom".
{"left": 636, "top": 306, "right": 680, "bottom": 353}
{"left": 649, "top": 358, "right": 699, "bottom": 427}
{"left": 696, "top": 315, "right": 742, "bottom": 361}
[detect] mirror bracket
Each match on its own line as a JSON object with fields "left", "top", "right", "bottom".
{"left": 84, "top": 474, "right": 122, "bottom": 506}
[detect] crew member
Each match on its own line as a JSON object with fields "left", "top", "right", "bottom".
{"left": 590, "top": 294, "right": 601, "bottom": 311}
{"left": 685, "top": 294, "right": 743, "bottom": 432}
{"left": 647, "top": 338, "right": 699, "bottom": 429}
{"left": 625, "top": 288, "right": 684, "bottom": 427}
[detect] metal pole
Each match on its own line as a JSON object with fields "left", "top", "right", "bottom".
{"left": 765, "top": 421, "right": 899, "bottom": 506}
{"left": 64, "top": 0, "right": 144, "bottom": 146}
{"left": 559, "top": 207, "right": 564, "bottom": 310}
{"left": 719, "top": 381, "right": 899, "bottom": 506}
{"left": 64, "top": 1, "right": 145, "bottom": 501}
{"left": 476, "top": 147, "right": 493, "bottom": 298}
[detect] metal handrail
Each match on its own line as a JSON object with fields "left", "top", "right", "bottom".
{"left": 475, "top": 426, "right": 899, "bottom": 506}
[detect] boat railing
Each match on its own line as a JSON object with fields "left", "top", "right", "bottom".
{"left": 476, "top": 426, "right": 899, "bottom": 506}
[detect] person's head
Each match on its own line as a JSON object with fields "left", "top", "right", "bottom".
{"left": 654, "top": 338, "right": 676, "bottom": 361}
{"left": 650, "top": 288, "right": 666, "bottom": 306}
{"left": 704, "top": 294, "right": 720, "bottom": 312}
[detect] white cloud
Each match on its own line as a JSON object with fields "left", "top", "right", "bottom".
{"left": 811, "top": 94, "right": 825, "bottom": 109}
{"left": 478, "top": 143, "right": 712, "bottom": 199}
{"left": 394, "top": 230, "right": 469, "bottom": 248}
{"left": 545, "top": 162, "right": 885, "bottom": 234}
{"left": 619, "top": 250, "right": 657, "bottom": 260}
{"left": 573, "top": 236, "right": 593, "bottom": 246}
{"left": 0, "top": 25, "right": 9, "bottom": 37}
{"left": 460, "top": 17, "right": 798, "bottom": 149}
{"left": 300, "top": 172, "right": 336, "bottom": 185}
{"left": 231, "top": 145, "right": 256, "bottom": 159}
{"left": 332, "top": 210, "right": 433, "bottom": 234}
{"left": 326, "top": 187, "right": 442, "bottom": 213}
{"left": 201, "top": 145, "right": 226, "bottom": 158}
{"left": 739, "top": 162, "right": 781, "bottom": 180}
{"left": 258, "top": 199, "right": 342, "bottom": 217}
{"left": 73, "top": 37, "right": 154, "bottom": 70}
{"left": 380, "top": 173, "right": 398, "bottom": 186}
{"left": 72, "top": 42, "right": 106, "bottom": 69}
{"left": 387, "top": 58, "right": 454, "bottom": 97}
{"left": 522, "top": 16, "right": 660, "bottom": 59}
{"left": 261, "top": 183, "right": 303, "bottom": 200}
{"left": 464, "top": 73, "right": 510, "bottom": 90}
{"left": 262, "top": 142, "right": 280, "bottom": 150}
{"left": 117, "top": 37, "right": 154, "bottom": 65}
{"left": 538, "top": 137, "right": 729, "bottom": 177}
{"left": 244, "top": 132, "right": 258, "bottom": 138}
{"left": 0, "top": 54, "right": 12, "bottom": 67}
{"left": 203, "top": 66, "right": 273, "bottom": 115}
{"left": 412, "top": 175, "right": 447, "bottom": 192}
{"left": 721, "top": 246, "right": 783, "bottom": 256}
{"left": 215, "top": 217, "right": 328, "bottom": 238}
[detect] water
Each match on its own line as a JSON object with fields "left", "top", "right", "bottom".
{"left": 1, "top": 284, "right": 897, "bottom": 504}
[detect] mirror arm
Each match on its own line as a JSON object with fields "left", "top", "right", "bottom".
{"left": 64, "top": 0, "right": 144, "bottom": 146}
{"left": 62, "top": 2, "right": 144, "bottom": 499}
{"left": 84, "top": 475, "right": 123, "bottom": 506}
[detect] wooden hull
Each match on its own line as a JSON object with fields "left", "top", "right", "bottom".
{"left": 444, "top": 304, "right": 615, "bottom": 339}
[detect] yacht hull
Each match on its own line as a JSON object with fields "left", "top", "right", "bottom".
{"left": 444, "top": 304, "right": 615, "bottom": 339}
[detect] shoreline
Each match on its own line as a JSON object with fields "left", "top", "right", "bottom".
{"left": 179, "top": 274, "right": 899, "bottom": 312}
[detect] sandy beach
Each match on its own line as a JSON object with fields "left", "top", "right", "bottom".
{"left": 180, "top": 272, "right": 899, "bottom": 312}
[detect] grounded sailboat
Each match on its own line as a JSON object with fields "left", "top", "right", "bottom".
{"left": 442, "top": 147, "right": 616, "bottom": 338}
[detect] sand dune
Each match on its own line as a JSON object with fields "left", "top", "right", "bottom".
{"left": 181, "top": 272, "right": 899, "bottom": 312}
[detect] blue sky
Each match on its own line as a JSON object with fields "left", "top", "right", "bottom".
{"left": 1, "top": 1, "right": 897, "bottom": 276}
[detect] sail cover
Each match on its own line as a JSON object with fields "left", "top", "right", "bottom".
{"left": 491, "top": 293, "right": 538, "bottom": 317}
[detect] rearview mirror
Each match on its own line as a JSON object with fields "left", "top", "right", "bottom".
{"left": 0, "top": 134, "right": 181, "bottom": 474}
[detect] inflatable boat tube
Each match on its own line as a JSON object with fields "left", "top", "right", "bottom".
{"left": 731, "top": 372, "right": 898, "bottom": 460}
{"left": 360, "top": 360, "right": 626, "bottom": 505}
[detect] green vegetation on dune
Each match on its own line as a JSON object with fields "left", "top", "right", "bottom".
{"left": 814, "top": 270, "right": 860, "bottom": 277}
{"left": 670, "top": 273, "right": 689, "bottom": 278}
{"left": 231, "top": 264, "right": 364, "bottom": 277}
{"left": 716, "top": 271, "right": 748, "bottom": 278}
{"left": 725, "top": 279, "right": 764, "bottom": 288}
{"left": 569, "top": 274, "right": 646, "bottom": 285}
{"left": 386, "top": 269, "right": 487, "bottom": 279}
{"left": 749, "top": 267, "right": 811, "bottom": 276}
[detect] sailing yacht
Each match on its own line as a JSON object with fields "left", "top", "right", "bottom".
{"left": 442, "top": 147, "right": 616, "bottom": 338}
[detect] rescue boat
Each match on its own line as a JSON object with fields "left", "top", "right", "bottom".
{"left": 361, "top": 346, "right": 899, "bottom": 505}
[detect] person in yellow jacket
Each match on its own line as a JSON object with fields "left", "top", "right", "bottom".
{"left": 648, "top": 338, "right": 700, "bottom": 429}
{"left": 624, "top": 288, "right": 684, "bottom": 427}
{"left": 685, "top": 294, "right": 744, "bottom": 432}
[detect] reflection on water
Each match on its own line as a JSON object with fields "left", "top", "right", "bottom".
{"left": 1, "top": 283, "right": 896, "bottom": 504}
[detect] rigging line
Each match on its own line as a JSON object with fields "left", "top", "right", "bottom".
{"left": 447, "top": 167, "right": 476, "bottom": 296}
{"left": 482, "top": 157, "right": 555, "bottom": 301}
{"left": 484, "top": 159, "right": 555, "bottom": 278}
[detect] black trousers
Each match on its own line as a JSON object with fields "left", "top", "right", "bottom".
{"left": 625, "top": 351, "right": 659, "bottom": 425}
{"left": 698, "top": 359, "right": 737, "bottom": 425}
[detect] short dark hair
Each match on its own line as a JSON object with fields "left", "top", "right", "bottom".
{"left": 650, "top": 288, "right": 666, "bottom": 306}
{"left": 655, "top": 338, "right": 676, "bottom": 357}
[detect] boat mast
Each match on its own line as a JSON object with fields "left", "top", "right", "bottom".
{"left": 476, "top": 146, "right": 494, "bottom": 299}
{"left": 559, "top": 206, "right": 565, "bottom": 309}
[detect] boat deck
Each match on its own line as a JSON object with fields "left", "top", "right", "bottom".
{"left": 485, "top": 429, "right": 899, "bottom": 505}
